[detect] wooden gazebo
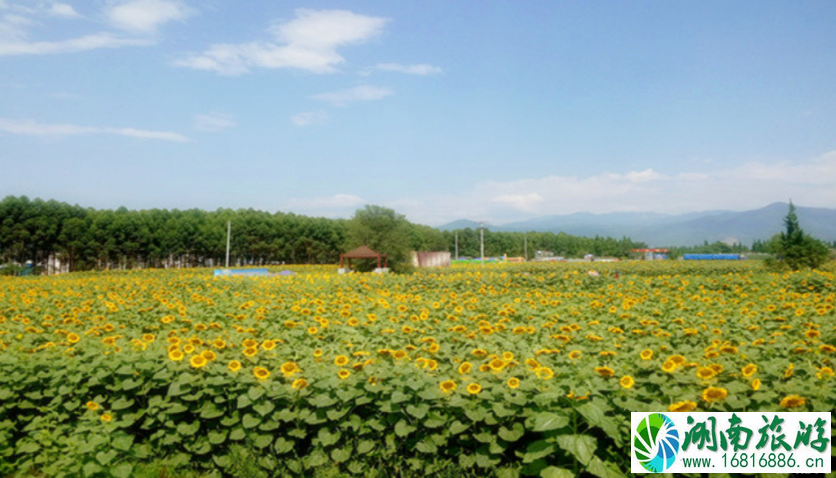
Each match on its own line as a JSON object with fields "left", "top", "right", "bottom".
{"left": 340, "top": 245, "right": 387, "bottom": 269}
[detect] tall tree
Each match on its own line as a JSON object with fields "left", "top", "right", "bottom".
{"left": 771, "top": 201, "right": 830, "bottom": 270}
{"left": 345, "top": 205, "right": 413, "bottom": 272}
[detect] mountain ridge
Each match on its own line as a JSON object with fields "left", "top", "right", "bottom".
{"left": 437, "top": 203, "right": 836, "bottom": 247}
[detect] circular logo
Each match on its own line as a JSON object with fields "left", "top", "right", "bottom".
{"left": 633, "top": 413, "right": 680, "bottom": 472}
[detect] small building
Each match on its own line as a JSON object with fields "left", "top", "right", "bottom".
{"left": 631, "top": 248, "right": 669, "bottom": 260}
{"left": 340, "top": 246, "right": 388, "bottom": 272}
{"left": 411, "top": 251, "right": 451, "bottom": 268}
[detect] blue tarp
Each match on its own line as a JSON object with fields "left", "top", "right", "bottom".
{"left": 682, "top": 254, "right": 741, "bottom": 260}
{"left": 213, "top": 268, "right": 269, "bottom": 277}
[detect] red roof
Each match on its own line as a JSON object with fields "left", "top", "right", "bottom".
{"left": 342, "top": 245, "right": 383, "bottom": 258}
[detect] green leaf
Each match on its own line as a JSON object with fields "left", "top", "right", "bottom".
{"left": 423, "top": 413, "right": 447, "bottom": 428}
{"left": 489, "top": 439, "right": 507, "bottom": 455}
{"left": 331, "top": 446, "right": 352, "bottom": 463}
{"left": 167, "top": 381, "right": 191, "bottom": 397}
{"left": 242, "top": 413, "right": 261, "bottom": 429}
{"left": 473, "top": 430, "right": 495, "bottom": 444}
{"left": 406, "top": 403, "right": 429, "bottom": 419}
{"left": 356, "top": 440, "right": 375, "bottom": 455}
{"left": 252, "top": 401, "right": 275, "bottom": 417}
{"left": 449, "top": 420, "right": 470, "bottom": 435}
{"left": 253, "top": 433, "right": 273, "bottom": 449}
{"left": 111, "top": 434, "right": 133, "bottom": 452}
{"left": 540, "top": 466, "right": 575, "bottom": 478}
{"left": 395, "top": 419, "right": 417, "bottom": 437}
{"left": 17, "top": 441, "right": 40, "bottom": 454}
{"left": 310, "top": 393, "right": 337, "bottom": 408}
{"left": 347, "top": 461, "right": 364, "bottom": 475}
{"left": 167, "top": 402, "right": 188, "bottom": 414}
{"left": 531, "top": 412, "right": 569, "bottom": 432}
{"left": 318, "top": 428, "right": 341, "bottom": 447}
{"left": 556, "top": 434, "right": 597, "bottom": 466}
{"left": 208, "top": 429, "right": 227, "bottom": 445}
{"left": 415, "top": 439, "right": 438, "bottom": 455}
{"left": 83, "top": 462, "right": 102, "bottom": 477}
{"left": 229, "top": 427, "right": 246, "bottom": 441}
{"left": 199, "top": 402, "right": 225, "bottom": 420}
{"left": 585, "top": 457, "right": 626, "bottom": 478}
{"left": 111, "top": 463, "right": 133, "bottom": 478}
{"left": 274, "top": 437, "right": 294, "bottom": 454}
{"left": 326, "top": 407, "right": 349, "bottom": 421}
{"left": 305, "top": 449, "right": 329, "bottom": 468}
{"left": 390, "top": 390, "right": 410, "bottom": 404}
{"left": 475, "top": 449, "right": 500, "bottom": 468}
{"left": 276, "top": 409, "right": 296, "bottom": 422}
{"left": 465, "top": 406, "right": 487, "bottom": 423}
{"left": 497, "top": 468, "right": 521, "bottom": 478}
{"left": 236, "top": 394, "right": 252, "bottom": 410}
{"left": 176, "top": 421, "right": 200, "bottom": 437}
{"left": 212, "top": 455, "right": 231, "bottom": 469}
{"left": 498, "top": 422, "right": 525, "bottom": 442}
{"left": 95, "top": 449, "right": 118, "bottom": 466}
{"left": 248, "top": 386, "right": 265, "bottom": 401}
{"left": 522, "top": 440, "right": 555, "bottom": 463}
{"left": 259, "top": 420, "right": 280, "bottom": 432}
{"left": 577, "top": 402, "right": 622, "bottom": 446}
{"left": 111, "top": 397, "right": 134, "bottom": 411}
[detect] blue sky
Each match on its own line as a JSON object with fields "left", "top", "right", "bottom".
{"left": 2, "top": 1, "right": 835, "bottom": 226}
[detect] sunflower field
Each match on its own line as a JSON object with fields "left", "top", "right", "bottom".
{"left": 0, "top": 262, "right": 834, "bottom": 477}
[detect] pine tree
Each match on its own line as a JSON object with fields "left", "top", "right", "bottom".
{"left": 772, "top": 201, "right": 830, "bottom": 270}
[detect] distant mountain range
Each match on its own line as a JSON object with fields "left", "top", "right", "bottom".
{"left": 438, "top": 203, "right": 836, "bottom": 247}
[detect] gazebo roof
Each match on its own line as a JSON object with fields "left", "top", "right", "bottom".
{"left": 342, "top": 245, "right": 383, "bottom": 259}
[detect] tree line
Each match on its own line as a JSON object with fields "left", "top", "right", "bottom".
{"left": 0, "top": 196, "right": 647, "bottom": 273}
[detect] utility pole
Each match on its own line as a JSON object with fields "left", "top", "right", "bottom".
{"left": 455, "top": 231, "right": 459, "bottom": 261}
{"left": 225, "top": 220, "right": 231, "bottom": 268}
{"left": 480, "top": 222, "right": 485, "bottom": 267}
{"left": 524, "top": 234, "right": 528, "bottom": 262}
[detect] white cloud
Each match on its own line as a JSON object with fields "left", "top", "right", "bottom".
{"left": 373, "top": 63, "right": 442, "bottom": 75}
{"left": 291, "top": 111, "right": 328, "bottom": 127}
{"left": 311, "top": 85, "right": 392, "bottom": 106}
{"left": 0, "top": 0, "right": 170, "bottom": 56}
{"left": 105, "top": 0, "right": 191, "bottom": 34}
{"left": 386, "top": 151, "right": 836, "bottom": 226}
{"left": 48, "top": 3, "right": 80, "bottom": 18}
{"left": 492, "top": 193, "right": 545, "bottom": 211}
{"left": 193, "top": 112, "right": 236, "bottom": 132}
{"left": 0, "top": 13, "right": 32, "bottom": 41}
{"left": 0, "top": 118, "right": 190, "bottom": 142}
{"left": 174, "top": 9, "right": 388, "bottom": 75}
{"left": 0, "top": 32, "right": 151, "bottom": 55}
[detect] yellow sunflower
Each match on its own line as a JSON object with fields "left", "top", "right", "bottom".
{"left": 779, "top": 395, "right": 805, "bottom": 408}
{"left": 668, "top": 400, "right": 697, "bottom": 412}
{"left": 701, "top": 386, "right": 728, "bottom": 403}
{"left": 253, "top": 366, "right": 270, "bottom": 381}
{"left": 189, "top": 354, "right": 207, "bottom": 369}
